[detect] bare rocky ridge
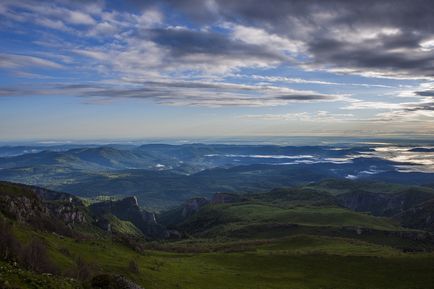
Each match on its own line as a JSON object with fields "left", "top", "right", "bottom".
{"left": 89, "top": 196, "right": 175, "bottom": 239}
{"left": 0, "top": 181, "right": 175, "bottom": 240}
{"left": 0, "top": 182, "right": 88, "bottom": 226}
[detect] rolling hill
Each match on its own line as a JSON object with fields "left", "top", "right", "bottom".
{"left": 1, "top": 181, "right": 434, "bottom": 289}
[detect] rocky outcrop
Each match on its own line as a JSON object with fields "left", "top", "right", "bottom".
{"left": 397, "top": 199, "right": 434, "bottom": 232}
{"left": 89, "top": 196, "right": 168, "bottom": 239}
{"left": 95, "top": 217, "right": 112, "bottom": 232}
{"left": 156, "top": 197, "right": 210, "bottom": 228}
{"left": 336, "top": 189, "right": 434, "bottom": 217}
{"left": 337, "top": 191, "right": 390, "bottom": 215}
{"left": 0, "top": 194, "right": 48, "bottom": 223}
{"left": 0, "top": 181, "right": 177, "bottom": 240}
{"left": 30, "top": 186, "right": 83, "bottom": 205}
{"left": 0, "top": 181, "right": 89, "bottom": 226}
{"left": 91, "top": 274, "right": 144, "bottom": 289}
{"left": 44, "top": 201, "right": 88, "bottom": 225}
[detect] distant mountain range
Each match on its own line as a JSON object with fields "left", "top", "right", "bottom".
{"left": 0, "top": 143, "right": 433, "bottom": 210}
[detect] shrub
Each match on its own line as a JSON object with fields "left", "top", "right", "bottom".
{"left": 127, "top": 259, "right": 140, "bottom": 274}
{"left": 59, "top": 247, "right": 71, "bottom": 257}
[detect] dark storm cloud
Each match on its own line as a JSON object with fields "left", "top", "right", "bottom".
{"left": 416, "top": 90, "right": 434, "bottom": 97}
{"left": 142, "top": 0, "right": 434, "bottom": 78}
{"left": 148, "top": 28, "right": 286, "bottom": 61}
{"left": 307, "top": 37, "right": 434, "bottom": 77}
{"left": 158, "top": 0, "right": 434, "bottom": 33}
{"left": 4, "top": 0, "right": 433, "bottom": 79}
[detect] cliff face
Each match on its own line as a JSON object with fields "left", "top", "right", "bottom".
{"left": 159, "top": 193, "right": 246, "bottom": 228}
{"left": 89, "top": 196, "right": 170, "bottom": 239}
{"left": 337, "top": 191, "right": 390, "bottom": 216}
{"left": 336, "top": 188, "right": 434, "bottom": 232}
{"left": 44, "top": 201, "right": 88, "bottom": 225}
{"left": 0, "top": 181, "right": 178, "bottom": 240}
{"left": 337, "top": 189, "right": 434, "bottom": 217}
{"left": 398, "top": 199, "right": 434, "bottom": 232}
{"left": 0, "top": 193, "right": 47, "bottom": 222}
{"left": 0, "top": 181, "right": 88, "bottom": 226}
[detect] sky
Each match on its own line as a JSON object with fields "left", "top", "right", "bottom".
{"left": 0, "top": 0, "right": 433, "bottom": 141}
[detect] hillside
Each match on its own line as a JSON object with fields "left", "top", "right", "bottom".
{"left": 1, "top": 181, "right": 434, "bottom": 289}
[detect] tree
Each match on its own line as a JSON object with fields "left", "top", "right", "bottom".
{"left": 0, "top": 218, "right": 21, "bottom": 261}
{"left": 20, "top": 238, "right": 55, "bottom": 273}
{"left": 75, "top": 256, "right": 94, "bottom": 281}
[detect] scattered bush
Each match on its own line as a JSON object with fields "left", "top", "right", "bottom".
{"left": 59, "top": 247, "right": 71, "bottom": 257}
{"left": 149, "top": 259, "right": 164, "bottom": 271}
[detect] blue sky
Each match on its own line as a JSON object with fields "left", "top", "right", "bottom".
{"left": 0, "top": 0, "right": 433, "bottom": 140}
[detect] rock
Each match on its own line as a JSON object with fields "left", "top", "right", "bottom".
{"left": 0, "top": 181, "right": 89, "bottom": 226}
{"left": 44, "top": 202, "right": 88, "bottom": 225}
{"left": 336, "top": 189, "right": 434, "bottom": 217}
{"left": 89, "top": 196, "right": 168, "bottom": 239}
{"left": 91, "top": 274, "right": 144, "bottom": 289}
{"left": 397, "top": 199, "right": 434, "bottom": 232}
{"left": 95, "top": 217, "right": 112, "bottom": 232}
{"left": 0, "top": 194, "right": 48, "bottom": 223}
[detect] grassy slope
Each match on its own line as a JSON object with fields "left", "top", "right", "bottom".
{"left": 0, "top": 261, "right": 81, "bottom": 289}
{"left": 7, "top": 224, "right": 434, "bottom": 289}
{"left": 9, "top": 200, "right": 433, "bottom": 289}
{"left": 305, "top": 179, "right": 434, "bottom": 196}
{"left": 105, "top": 214, "right": 144, "bottom": 237}
{"left": 2, "top": 180, "right": 434, "bottom": 289}
{"left": 178, "top": 202, "right": 403, "bottom": 239}
{"left": 222, "top": 203, "right": 400, "bottom": 230}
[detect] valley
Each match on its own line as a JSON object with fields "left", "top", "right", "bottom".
{"left": 2, "top": 0, "right": 434, "bottom": 288}
{"left": 1, "top": 175, "right": 434, "bottom": 289}
{"left": 1, "top": 143, "right": 433, "bottom": 210}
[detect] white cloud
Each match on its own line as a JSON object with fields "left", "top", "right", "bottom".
{"left": 34, "top": 18, "right": 68, "bottom": 31}
{"left": 241, "top": 111, "right": 354, "bottom": 122}
{"left": 234, "top": 74, "right": 394, "bottom": 88}
{"left": 67, "top": 11, "right": 96, "bottom": 25}
{"left": 229, "top": 24, "right": 301, "bottom": 54}
{"left": 0, "top": 53, "right": 63, "bottom": 69}
{"left": 137, "top": 9, "right": 163, "bottom": 28}
{"left": 88, "top": 21, "right": 118, "bottom": 36}
{"left": 342, "top": 101, "right": 403, "bottom": 110}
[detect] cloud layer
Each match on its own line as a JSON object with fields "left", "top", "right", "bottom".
{"left": 0, "top": 0, "right": 433, "bottom": 136}
{"left": 155, "top": 0, "right": 434, "bottom": 79}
